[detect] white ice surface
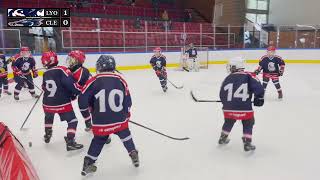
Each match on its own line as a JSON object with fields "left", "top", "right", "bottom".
{"left": 0, "top": 64, "right": 320, "bottom": 180}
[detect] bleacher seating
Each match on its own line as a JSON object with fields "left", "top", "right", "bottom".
{"left": 60, "top": 16, "right": 231, "bottom": 51}
{"left": 1, "top": 0, "right": 185, "bottom": 20}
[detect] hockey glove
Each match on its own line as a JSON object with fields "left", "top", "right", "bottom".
{"left": 161, "top": 70, "right": 167, "bottom": 79}
{"left": 32, "top": 70, "right": 39, "bottom": 78}
{"left": 155, "top": 70, "right": 162, "bottom": 76}
{"left": 254, "top": 69, "right": 260, "bottom": 75}
{"left": 14, "top": 70, "right": 23, "bottom": 76}
{"left": 253, "top": 97, "right": 264, "bottom": 107}
{"left": 279, "top": 70, "right": 284, "bottom": 76}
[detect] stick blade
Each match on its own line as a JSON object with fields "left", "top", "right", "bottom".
{"left": 190, "top": 91, "right": 199, "bottom": 102}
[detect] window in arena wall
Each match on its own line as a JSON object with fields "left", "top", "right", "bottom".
{"left": 257, "top": 0, "right": 268, "bottom": 10}
{"left": 257, "top": 14, "right": 267, "bottom": 25}
{"left": 247, "top": 0, "right": 257, "bottom": 9}
{"left": 246, "top": 13, "right": 257, "bottom": 23}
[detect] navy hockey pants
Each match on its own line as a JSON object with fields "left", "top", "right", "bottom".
{"left": 14, "top": 74, "right": 35, "bottom": 96}
{"left": 156, "top": 71, "right": 167, "bottom": 88}
{"left": 0, "top": 77, "right": 9, "bottom": 95}
{"left": 44, "top": 111, "right": 78, "bottom": 139}
{"left": 262, "top": 76, "right": 282, "bottom": 93}
{"left": 222, "top": 118, "right": 255, "bottom": 139}
{"left": 86, "top": 128, "right": 137, "bottom": 163}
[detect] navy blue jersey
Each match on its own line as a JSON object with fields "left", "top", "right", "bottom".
{"left": 220, "top": 71, "right": 264, "bottom": 120}
{"left": 258, "top": 55, "right": 285, "bottom": 74}
{"left": 12, "top": 55, "right": 36, "bottom": 74}
{"left": 42, "top": 66, "right": 81, "bottom": 113}
{"left": 150, "top": 55, "right": 167, "bottom": 71}
{"left": 78, "top": 73, "right": 132, "bottom": 136}
{"left": 0, "top": 54, "right": 8, "bottom": 78}
{"left": 72, "top": 66, "right": 91, "bottom": 87}
{"left": 185, "top": 47, "right": 197, "bottom": 58}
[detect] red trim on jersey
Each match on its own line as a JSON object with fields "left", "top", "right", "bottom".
{"left": 42, "top": 103, "right": 73, "bottom": 113}
{"left": 223, "top": 110, "right": 254, "bottom": 120}
{"left": 92, "top": 118, "right": 129, "bottom": 136}
{"left": 263, "top": 73, "right": 279, "bottom": 80}
{"left": 47, "top": 66, "right": 72, "bottom": 77}
{"left": 73, "top": 67, "right": 83, "bottom": 83}
{"left": 0, "top": 72, "right": 8, "bottom": 78}
{"left": 82, "top": 72, "right": 129, "bottom": 95}
{"left": 259, "top": 55, "right": 268, "bottom": 62}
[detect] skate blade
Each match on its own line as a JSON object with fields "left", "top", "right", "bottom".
{"left": 66, "top": 147, "right": 85, "bottom": 157}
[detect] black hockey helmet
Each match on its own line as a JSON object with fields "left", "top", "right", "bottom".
{"left": 96, "top": 55, "right": 116, "bottom": 72}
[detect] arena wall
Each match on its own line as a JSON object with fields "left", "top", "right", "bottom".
{"left": 5, "top": 49, "right": 320, "bottom": 76}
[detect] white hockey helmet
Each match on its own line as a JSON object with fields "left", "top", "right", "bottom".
{"left": 226, "top": 56, "right": 245, "bottom": 73}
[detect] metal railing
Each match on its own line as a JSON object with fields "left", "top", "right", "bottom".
{"left": 60, "top": 20, "right": 245, "bottom": 52}
{"left": 270, "top": 24, "right": 320, "bottom": 48}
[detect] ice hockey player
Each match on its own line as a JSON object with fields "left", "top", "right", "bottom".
{"left": 41, "top": 51, "right": 83, "bottom": 151}
{"left": 255, "top": 46, "right": 285, "bottom": 99}
{"left": 79, "top": 55, "right": 139, "bottom": 176}
{"left": 0, "top": 51, "right": 12, "bottom": 97}
{"left": 66, "top": 50, "right": 93, "bottom": 131}
{"left": 150, "top": 47, "right": 168, "bottom": 92}
{"left": 218, "top": 57, "right": 264, "bottom": 152}
{"left": 184, "top": 43, "right": 199, "bottom": 72}
{"left": 11, "top": 47, "right": 39, "bottom": 100}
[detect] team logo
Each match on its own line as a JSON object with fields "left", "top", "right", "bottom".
{"left": 22, "top": 62, "right": 30, "bottom": 71}
{"left": 8, "top": 19, "right": 44, "bottom": 27}
{"left": 7, "top": 8, "right": 44, "bottom": 17}
{"left": 156, "top": 61, "right": 162, "bottom": 68}
{"left": 268, "top": 62, "right": 276, "bottom": 72}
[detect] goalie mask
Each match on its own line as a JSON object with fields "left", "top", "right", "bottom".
{"left": 226, "top": 57, "right": 245, "bottom": 73}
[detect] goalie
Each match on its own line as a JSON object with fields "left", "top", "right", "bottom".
{"left": 183, "top": 43, "right": 199, "bottom": 72}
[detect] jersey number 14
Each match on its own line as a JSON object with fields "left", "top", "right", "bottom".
{"left": 224, "top": 83, "right": 249, "bottom": 101}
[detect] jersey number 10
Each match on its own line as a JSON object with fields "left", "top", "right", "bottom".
{"left": 224, "top": 83, "right": 249, "bottom": 102}
{"left": 95, "top": 89, "right": 124, "bottom": 113}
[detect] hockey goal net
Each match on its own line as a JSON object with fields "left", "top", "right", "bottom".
{"left": 178, "top": 46, "right": 209, "bottom": 70}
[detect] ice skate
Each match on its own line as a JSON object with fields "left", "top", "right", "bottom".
{"left": 129, "top": 150, "right": 139, "bottom": 167}
{"left": 44, "top": 129, "right": 52, "bottom": 143}
{"left": 64, "top": 136, "right": 84, "bottom": 151}
{"left": 81, "top": 156, "right": 97, "bottom": 176}
{"left": 242, "top": 137, "right": 256, "bottom": 152}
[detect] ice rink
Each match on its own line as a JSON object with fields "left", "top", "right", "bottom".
{"left": 1, "top": 64, "right": 319, "bottom": 180}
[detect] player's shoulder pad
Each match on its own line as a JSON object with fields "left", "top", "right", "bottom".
{"left": 259, "top": 55, "right": 268, "bottom": 62}
{"left": 12, "top": 54, "right": 21, "bottom": 61}
{"left": 274, "top": 55, "right": 284, "bottom": 60}
{"left": 52, "top": 66, "right": 72, "bottom": 76}
{"left": 244, "top": 71, "right": 260, "bottom": 82}
{"left": 82, "top": 75, "right": 97, "bottom": 93}
{"left": 160, "top": 54, "right": 167, "bottom": 59}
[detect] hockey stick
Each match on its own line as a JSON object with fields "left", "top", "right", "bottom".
{"left": 20, "top": 75, "right": 43, "bottom": 92}
{"left": 182, "top": 67, "right": 190, "bottom": 72}
{"left": 129, "top": 120, "right": 190, "bottom": 141}
{"left": 167, "top": 79, "right": 183, "bottom": 89}
{"left": 20, "top": 91, "right": 43, "bottom": 130}
{"left": 190, "top": 91, "right": 221, "bottom": 102}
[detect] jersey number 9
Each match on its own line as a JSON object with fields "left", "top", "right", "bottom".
{"left": 45, "top": 80, "right": 57, "bottom": 97}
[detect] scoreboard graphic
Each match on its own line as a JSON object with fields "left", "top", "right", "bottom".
{"left": 7, "top": 8, "right": 70, "bottom": 27}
